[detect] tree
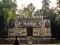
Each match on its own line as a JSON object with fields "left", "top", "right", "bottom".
{"left": 0, "top": 8, "right": 13, "bottom": 37}
{"left": 0, "top": 0, "right": 16, "bottom": 37}
{"left": 57, "top": 0, "right": 60, "bottom": 8}
{"left": 54, "top": 0, "right": 60, "bottom": 41}
{"left": 42, "top": 0, "right": 59, "bottom": 38}
{"left": 42, "top": 0, "right": 50, "bottom": 10}
{"left": 42, "top": 0, "right": 51, "bottom": 19}
{"left": 27, "top": 3, "right": 35, "bottom": 18}
{"left": 20, "top": 8, "right": 29, "bottom": 18}
{"left": 20, "top": 3, "right": 35, "bottom": 18}
{"left": 47, "top": 9, "right": 57, "bottom": 38}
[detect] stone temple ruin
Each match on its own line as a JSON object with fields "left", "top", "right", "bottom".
{"left": 8, "top": 10, "right": 52, "bottom": 44}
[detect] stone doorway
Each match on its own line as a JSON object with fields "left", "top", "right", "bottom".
{"left": 27, "top": 27, "right": 33, "bottom": 36}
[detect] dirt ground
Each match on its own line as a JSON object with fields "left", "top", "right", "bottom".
{"left": 0, "top": 44, "right": 60, "bottom": 45}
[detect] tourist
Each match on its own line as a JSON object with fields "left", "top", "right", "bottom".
{"left": 13, "top": 36, "right": 20, "bottom": 45}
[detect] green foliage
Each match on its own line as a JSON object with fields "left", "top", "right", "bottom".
{"left": 20, "top": 3, "right": 35, "bottom": 18}
{"left": 0, "top": 0, "right": 15, "bottom": 37}
{"left": 42, "top": 0, "right": 51, "bottom": 10}
{"left": 56, "top": 0, "right": 60, "bottom": 28}
{"left": 52, "top": 0, "right": 60, "bottom": 41}
{"left": 57, "top": 0, "right": 60, "bottom": 8}
{"left": 20, "top": 8, "right": 29, "bottom": 17}
{"left": 3, "top": 0, "right": 12, "bottom": 5}
{"left": 3, "top": 8, "right": 13, "bottom": 25}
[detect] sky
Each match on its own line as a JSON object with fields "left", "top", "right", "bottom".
{"left": 16, "top": 0, "right": 57, "bottom": 10}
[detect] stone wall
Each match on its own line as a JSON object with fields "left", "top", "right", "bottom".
{"left": 8, "top": 19, "right": 51, "bottom": 37}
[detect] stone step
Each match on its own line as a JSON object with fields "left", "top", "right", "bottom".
{"left": 0, "top": 38, "right": 57, "bottom": 44}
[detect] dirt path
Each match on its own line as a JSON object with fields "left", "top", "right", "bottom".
{"left": 0, "top": 44, "right": 60, "bottom": 45}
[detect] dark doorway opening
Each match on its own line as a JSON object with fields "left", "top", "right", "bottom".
{"left": 27, "top": 27, "right": 33, "bottom": 36}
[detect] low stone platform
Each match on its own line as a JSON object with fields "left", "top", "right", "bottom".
{"left": 0, "top": 38, "right": 57, "bottom": 44}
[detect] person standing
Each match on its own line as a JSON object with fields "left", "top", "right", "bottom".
{"left": 13, "top": 36, "right": 20, "bottom": 45}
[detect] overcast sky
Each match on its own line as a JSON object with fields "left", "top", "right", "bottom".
{"left": 16, "top": 0, "right": 57, "bottom": 10}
